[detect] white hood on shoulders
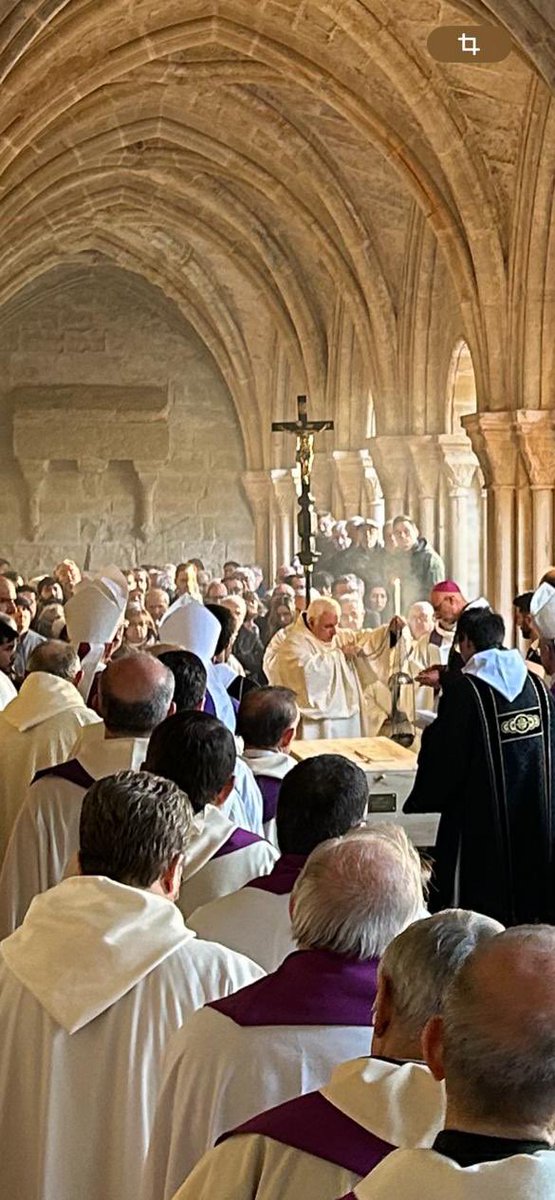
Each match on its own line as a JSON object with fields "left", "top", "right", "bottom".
{"left": 242, "top": 748, "right": 295, "bottom": 780}
{"left": 462, "top": 649, "right": 527, "bottom": 702}
{"left": 1, "top": 672, "right": 97, "bottom": 732}
{"left": 1, "top": 876, "right": 192, "bottom": 1034}
{"left": 355, "top": 1146, "right": 555, "bottom": 1200}
{"left": 322, "top": 1057, "right": 445, "bottom": 1147}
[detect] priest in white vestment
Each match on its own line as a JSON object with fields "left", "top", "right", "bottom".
{"left": 0, "top": 654, "right": 176, "bottom": 938}
{"left": 265, "top": 598, "right": 405, "bottom": 739}
{"left": 347, "top": 926, "right": 555, "bottom": 1200}
{"left": 175, "top": 910, "right": 502, "bottom": 1200}
{"left": 188, "top": 754, "right": 369, "bottom": 971}
{"left": 141, "top": 827, "right": 425, "bottom": 1200}
{"left": 0, "top": 640, "right": 100, "bottom": 862}
{"left": 0, "top": 770, "right": 263, "bottom": 1200}
{"left": 237, "top": 685, "right": 299, "bottom": 843}
{"left": 157, "top": 603, "right": 264, "bottom": 831}
{"left": 145, "top": 709, "right": 277, "bottom": 916}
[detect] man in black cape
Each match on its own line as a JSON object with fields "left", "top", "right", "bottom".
{"left": 404, "top": 607, "right": 555, "bottom": 925}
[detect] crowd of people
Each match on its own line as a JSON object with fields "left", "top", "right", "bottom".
{"left": 0, "top": 511, "right": 555, "bottom": 1200}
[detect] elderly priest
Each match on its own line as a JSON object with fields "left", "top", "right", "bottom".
{"left": 141, "top": 826, "right": 425, "bottom": 1200}
{"left": 0, "top": 770, "right": 262, "bottom": 1200}
{"left": 349, "top": 926, "right": 555, "bottom": 1200}
{"left": 171, "top": 909, "right": 501, "bottom": 1200}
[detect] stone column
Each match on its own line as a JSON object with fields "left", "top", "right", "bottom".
{"left": 242, "top": 470, "right": 273, "bottom": 580}
{"left": 18, "top": 459, "right": 49, "bottom": 541}
{"left": 362, "top": 458, "right": 385, "bottom": 527}
{"left": 462, "top": 413, "right": 518, "bottom": 619}
{"left": 514, "top": 412, "right": 555, "bottom": 584}
{"left": 332, "top": 450, "right": 368, "bottom": 518}
{"left": 368, "top": 437, "right": 411, "bottom": 520}
{"left": 407, "top": 436, "right": 441, "bottom": 544}
{"left": 437, "top": 436, "right": 479, "bottom": 596}
{"left": 271, "top": 468, "right": 298, "bottom": 567}
{"left": 134, "top": 461, "right": 162, "bottom": 542}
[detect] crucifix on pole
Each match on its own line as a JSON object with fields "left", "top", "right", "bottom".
{"left": 272, "top": 395, "right": 334, "bottom": 607}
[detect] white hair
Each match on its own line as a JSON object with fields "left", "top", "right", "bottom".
{"left": 221, "top": 595, "right": 247, "bottom": 623}
{"left": 442, "top": 925, "right": 555, "bottom": 1127}
{"left": 408, "top": 601, "right": 434, "bottom": 618}
{"left": 291, "top": 825, "right": 424, "bottom": 961}
{"left": 380, "top": 909, "right": 503, "bottom": 1038}
{"left": 306, "top": 597, "right": 341, "bottom": 624}
{"left": 339, "top": 592, "right": 364, "bottom": 610}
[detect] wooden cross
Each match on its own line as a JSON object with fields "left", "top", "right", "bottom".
{"left": 272, "top": 395, "right": 334, "bottom": 606}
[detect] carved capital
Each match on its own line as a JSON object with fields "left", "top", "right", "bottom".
{"left": 271, "top": 468, "right": 298, "bottom": 517}
{"left": 407, "top": 436, "right": 442, "bottom": 499}
{"left": 18, "top": 458, "right": 49, "bottom": 541}
{"left": 437, "top": 434, "right": 479, "bottom": 493}
{"left": 368, "top": 437, "right": 411, "bottom": 499}
{"left": 332, "top": 449, "right": 369, "bottom": 516}
{"left": 514, "top": 411, "right": 555, "bottom": 488}
{"left": 242, "top": 470, "right": 272, "bottom": 514}
{"left": 462, "top": 413, "right": 518, "bottom": 488}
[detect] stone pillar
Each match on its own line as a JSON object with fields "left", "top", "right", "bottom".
{"left": 18, "top": 459, "right": 49, "bottom": 541}
{"left": 242, "top": 470, "right": 273, "bottom": 580}
{"left": 368, "top": 437, "right": 411, "bottom": 520}
{"left": 134, "top": 461, "right": 162, "bottom": 542}
{"left": 271, "top": 468, "right": 298, "bottom": 567}
{"left": 332, "top": 450, "right": 368, "bottom": 518}
{"left": 407, "top": 436, "right": 441, "bottom": 544}
{"left": 462, "top": 413, "right": 518, "bottom": 619}
{"left": 438, "top": 436, "right": 479, "bottom": 596}
{"left": 362, "top": 458, "right": 385, "bottom": 527}
{"left": 514, "top": 412, "right": 555, "bottom": 583}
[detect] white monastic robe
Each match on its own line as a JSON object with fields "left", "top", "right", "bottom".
{"left": 409, "top": 623, "right": 456, "bottom": 718}
{"left": 264, "top": 618, "right": 363, "bottom": 739}
{"left": 171, "top": 1058, "right": 445, "bottom": 1200}
{"left": 142, "top": 950, "right": 378, "bottom": 1200}
{"left": 0, "top": 875, "right": 263, "bottom": 1200}
{"left": 0, "top": 721, "right": 149, "bottom": 939}
{"left": 188, "top": 853, "right": 307, "bottom": 970}
{"left": 226, "top": 755, "right": 265, "bottom": 836}
{"left": 349, "top": 1146, "right": 555, "bottom": 1200}
{"left": 0, "top": 672, "right": 100, "bottom": 861}
{"left": 178, "top": 803, "right": 278, "bottom": 917}
{"left": 0, "top": 671, "right": 17, "bottom": 711}
{"left": 240, "top": 747, "right": 296, "bottom": 844}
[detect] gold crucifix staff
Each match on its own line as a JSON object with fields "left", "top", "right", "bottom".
{"left": 272, "top": 395, "right": 334, "bottom": 607}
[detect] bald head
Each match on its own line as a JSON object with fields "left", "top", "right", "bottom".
{"left": 98, "top": 653, "right": 175, "bottom": 737}
{"left": 27, "top": 640, "right": 80, "bottom": 682}
{"left": 434, "top": 927, "right": 555, "bottom": 1135}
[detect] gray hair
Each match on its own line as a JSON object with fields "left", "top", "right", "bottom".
{"left": 27, "top": 639, "right": 80, "bottom": 681}
{"left": 306, "top": 597, "right": 341, "bottom": 625}
{"left": 441, "top": 925, "right": 555, "bottom": 1127}
{"left": 380, "top": 909, "right": 503, "bottom": 1038}
{"left": 291, "top": 824, "right": 424, "bottom": 961}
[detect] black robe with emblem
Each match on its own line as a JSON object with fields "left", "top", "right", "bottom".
{"left": 404, "top": 670, "right": 555, "bottom": 925}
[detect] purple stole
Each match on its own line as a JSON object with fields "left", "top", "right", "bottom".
{"left": 245, "top": 854, "right": 307, "bottom": 895}
{"left": 220, "top": 1090, "right": 393, "bottom": 1176}
{"left": 203, "top": 690, "right": 217, "bottom": 717}
{"left": 255, "top": 774, "right": 282, "bottom": 825}
{"left": 429, "top": 628, "right": 444, "bottom": 648}
{"left": 32, "top": 759, "right": 94, "bottom": 789}
{"left": 213, "top": 828, "right": 265, "bottom": 859}
{"left": 208, "top": 949, "right": 378, "bottom": 1027}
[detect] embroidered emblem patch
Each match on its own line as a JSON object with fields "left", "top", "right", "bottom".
{"left": 500, "top": 712, "right": 540, "bottom": 736}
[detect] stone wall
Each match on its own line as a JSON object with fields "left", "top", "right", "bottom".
{"left": 0, "top": 264, "right": 254, "bottom": 575}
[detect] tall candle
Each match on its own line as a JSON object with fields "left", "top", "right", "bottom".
{"left": 393, "top": 576, "right": 401, "bottom": 616}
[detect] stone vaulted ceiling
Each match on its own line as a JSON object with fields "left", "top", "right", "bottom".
{"left": 0, "top": 0, "right": 554, "bottom": 470}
